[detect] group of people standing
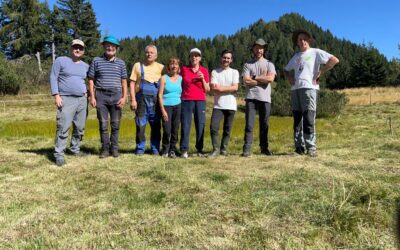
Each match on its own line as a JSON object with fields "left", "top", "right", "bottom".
{"left": 50, "top": 29, "right": 339, "bottom": 166}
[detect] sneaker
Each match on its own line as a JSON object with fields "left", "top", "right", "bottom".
{"left": 261, "top": 149, "right": 273, "bottom": 156}
{"left": 169, "top": 151, "right": 176, "bottom": 159}
{"left": 181, "top": 151, "right": 188, "bottom": 159}
{"left": 241, "top": 151, "right": 251, "bottom": 157}
{"left": 197, "top": 151, "right": 207, "bottom": 157}
{"left": 220, "top": 150, "right": 228, "bottom": 156}
{"left": 111, "top": 150, "right": 119, "bottom": 158}
{"left": 308, "top": 149, "right": 317, "bottom": 157}
{"left": 152, "top": 150, "right": 160, "bottom": 156}
{"left": 135, "top": 150, "right": 144, "bottom": 156}
{"left": 295, "top": 147, "right": 306, "bottom": 155}
{"left": 161, "top": 152, "right": 168, "bottom": 157}
{"left": 99, "top": 150, "right": 110, "bottom": 158}
{"left": 55, "top": 158, "right": 65, "bottom": 167}
{"left": 209, "top": 150, "right": 220, "bottom": 157}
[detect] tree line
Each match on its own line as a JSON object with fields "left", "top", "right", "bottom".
{"left": 0, "top": 0, "right": 399, "bottom": 89}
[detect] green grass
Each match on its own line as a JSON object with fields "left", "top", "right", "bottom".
{"left": 0, "top": 96, "right": 399, "bottom": 249}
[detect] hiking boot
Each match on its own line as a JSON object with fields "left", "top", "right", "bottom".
{"left": 241, "top": 151, "right": 251, "bottom": 157}
{"left": 99, "top": 150, "right": 110, "bottom": 158}
{"left": 111, "top": 150, "right": 119, "bottom": 158}
{"left": 169, "top": 151, "right": 177, "bottom": 159}
{"left": 295, "top": 147, "right": 306, "bottom": 155}
{"left": 261, "top": 148, "right": 273, "bottom": 156}
{"left": 308, "top": 149, "right": 317, "bottom": 157}
{"left": 209, "top": 150, "right": 220, "bottom": 157}
{"left": 55, "top": 158, "right": 65, "bottom": 167}
{"left": 181, "top": 151, "right": 188, "bottom": 159}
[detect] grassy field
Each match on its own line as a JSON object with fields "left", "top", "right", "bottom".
{"left": 0, "top": 88, "right": 399, "bottom": 249}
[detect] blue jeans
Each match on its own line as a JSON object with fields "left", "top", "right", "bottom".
{"left": 135, "top": 94, "right": 161, "bottom": 154}
{"left": 180, "top": 100, "right": 206, "bottom": 153}
{"left": 54, "top": 96, "right": 87, "bottom": 159}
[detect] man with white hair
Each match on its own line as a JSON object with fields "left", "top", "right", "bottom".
{"left": 129, "top": 45, "right": 164, "bottom": 155}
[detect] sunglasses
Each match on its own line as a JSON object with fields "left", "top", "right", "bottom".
{"left": 72, "top": 46, "right": 84, "bottom": 51}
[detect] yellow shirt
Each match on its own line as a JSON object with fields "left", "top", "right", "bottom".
{"left": 130, "top": 62, "right": 164, "bottom": 92}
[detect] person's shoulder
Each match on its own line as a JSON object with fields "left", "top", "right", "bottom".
{"left": 81, "top": 61, "right": 89, "bottom": 68}
{"left": 115, "top": 57, "right": 126, "bottom": 64}
{"left": 212, "top": 67, "right": 223, "bottom": 74}
{"left": 200, "top": 65, "right": 209, "bottom": 71}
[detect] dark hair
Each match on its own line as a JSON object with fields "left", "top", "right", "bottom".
{"left": 292, "top": 29, "right": 313, "bottom": 49}
{"left": 220, "top": 49, "right": 234, "bottom": 60}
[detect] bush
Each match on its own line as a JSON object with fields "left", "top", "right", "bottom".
{"left": 271, "top": 81, "right": 348, "bottom": 118}
{"left": 0, "top": 58, "right": 21, "bottom": 95}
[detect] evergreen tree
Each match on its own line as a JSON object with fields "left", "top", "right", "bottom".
{"left": 54, "top": 0, "right": 100, "bottom": 58}
{"left": 0, "top": 0, "right": 51, "bottom": 59}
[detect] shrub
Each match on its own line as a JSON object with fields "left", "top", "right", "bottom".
{"left": 0, "top": 58, "right": 21, "bottom": 95}
{"left": 271, "top": 81, "right": 348, "bottom": 118}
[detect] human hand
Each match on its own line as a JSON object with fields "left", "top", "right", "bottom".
{"left": 130, "top": 100, "right": 137, "bottom": 111}
{"left": 117, "top": 97, "right": 126, "bottom": 108}
{"left": 90, "top": 97, "right": 96, "bottom": 108}
{"left": 161, "top": 110, "right": 168, "bottom": 122}
{"left": 313, "top": 72, "right": 321, "bottom": 85}
{"left": 54, "top": 95, "right": 63, "bottom": 108}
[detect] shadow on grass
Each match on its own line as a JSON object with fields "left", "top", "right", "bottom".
{"left": 19, "top": 146, "right": 98, "bottom": 162}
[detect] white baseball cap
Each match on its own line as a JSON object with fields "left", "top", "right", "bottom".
{"left": 189, "top": 48, "right": 201, "bottom": 56}
{"left": 71, "top": 39, "right": 85, "bottom": 47}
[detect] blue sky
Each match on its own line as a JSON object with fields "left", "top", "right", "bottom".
{"left": 45, "top": 0, "right": 400, "bottom": 60}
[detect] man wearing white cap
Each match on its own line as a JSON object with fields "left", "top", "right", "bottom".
{"left": 50, "top": 39, "right": 89, "bottom": 166}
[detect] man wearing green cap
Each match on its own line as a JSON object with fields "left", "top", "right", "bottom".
{"left": 241, "top": 38, "right": 276, "bottom": 157}
{"left": 88, "top": 35, "right": 128, "bottom": 158}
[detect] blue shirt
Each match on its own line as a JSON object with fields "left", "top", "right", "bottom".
{"left": 50, "top": 56, "right": 89, "bottom": 96}
{"left": 163, "top": 74, "right": 182, "bottom": 106}
{"left": 88, "top": 54, "right": 128, "bottom": 89}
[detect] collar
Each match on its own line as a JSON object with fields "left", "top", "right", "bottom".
{"left": 102, "top": 53, "right": 117, "bottom": 62}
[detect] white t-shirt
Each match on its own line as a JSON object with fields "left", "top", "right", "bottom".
{"left": 211, "top": 67, "right": 239, "bottom": 111}
{"left": 285, "top": 48, "right": 333, "bottom": 90}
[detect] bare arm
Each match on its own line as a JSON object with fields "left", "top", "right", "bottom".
{"left": 158, "top": 76, "right": 168, "bottom": 122}
{"left": 89, "top": 78, "right": 96, "bottom": 107}
{"left": 211, "top": 83, "right": 239, "bottom": 93}
{"left": 243, "top": 75, "right": 258, "bottom": 87}
{"left": 129, "top": 80, "right": 137, "bottom": 111}
{"left": 284, "top": 70, "right": 295, "bottom": 85}
{"left": 117, "top": 79, "right": 128, "bottom": 108}
{"left": 314, "top": 56, "right": 340, "bottom": 82}
{"left": 255, "top": 71, "right": 275, "bottom": 85}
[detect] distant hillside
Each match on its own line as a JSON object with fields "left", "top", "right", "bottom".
{"left": 119, "top": 13, "right": 400, "bottom": 88}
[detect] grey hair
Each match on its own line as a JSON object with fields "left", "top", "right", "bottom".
{"left": 145, "top": 44, "right": 158, "bottom": 54}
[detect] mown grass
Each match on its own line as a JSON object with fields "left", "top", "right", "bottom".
{"left": 0, "top": 91, "right": 399, "bottom": 249}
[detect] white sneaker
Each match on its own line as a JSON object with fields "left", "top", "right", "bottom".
{"left": 181, "top": 151, "right": 188, "bottom": 159}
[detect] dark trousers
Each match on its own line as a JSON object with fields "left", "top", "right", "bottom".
{"left": 95, "top": 89, "right": 122, "bottom": 152}
{"left": 243, "top": 99, "right": 271, "bottom": 153}
{"left": 210, "top": 108, "right": 235, "bottom": 152}
{"left": 135, "top": 94, "right": 161, "bottom": 153}
{"left": 180, "top": 100, "right": 206, "bottom": 153}
{"left": 161, "top": 104, "right": 181, "bottom": 154}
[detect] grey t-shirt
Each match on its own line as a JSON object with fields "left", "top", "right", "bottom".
{"left": 242, "top": 58, "right": 276, "bottom": 103}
